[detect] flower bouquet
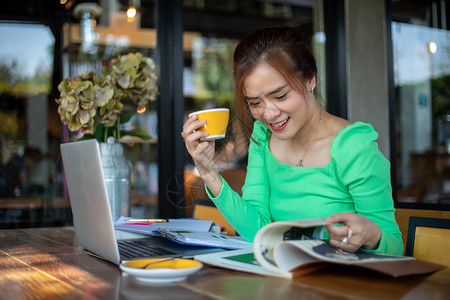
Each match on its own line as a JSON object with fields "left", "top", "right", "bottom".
{"left": 56, "top": 52, "right": 159, "bottom": 143}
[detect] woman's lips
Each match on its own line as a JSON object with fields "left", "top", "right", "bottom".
{"left": 269, "top": 117, "right": 289, "bottom": 131}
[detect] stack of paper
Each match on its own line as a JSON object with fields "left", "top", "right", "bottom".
{"left": 158, "top": 229, "right": 252, "bottom": 250}
{"left": 114, "top": 216, "right": 214, "bottom": 236}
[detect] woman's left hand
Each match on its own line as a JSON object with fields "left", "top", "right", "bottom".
{"left": 324, "top": 212, "right": 381, "bottom": 253}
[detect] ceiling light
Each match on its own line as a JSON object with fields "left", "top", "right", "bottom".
{"left": 429, "top": 42, "right": 437, "bottom": 54}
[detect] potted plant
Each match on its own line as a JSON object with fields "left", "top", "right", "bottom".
{"left": 56, "top": 52, "right": 159, "bottom": 144}
{"left": 56, "top": 52, "right": 159, "bottom": 220}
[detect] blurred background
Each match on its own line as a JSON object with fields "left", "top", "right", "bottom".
{"left": 0, "top": 0, "right": 448, "bottom": 228}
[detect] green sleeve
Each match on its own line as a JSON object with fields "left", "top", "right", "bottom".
{"left": 206, "top": 121, "right": 272, "bottom": 242}
{"left": 332, "top": 123, "right": 404, "bottom": 255}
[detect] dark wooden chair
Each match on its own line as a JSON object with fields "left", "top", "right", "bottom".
{"left": 394, "top": 208, "right": 450, "bottom": 250}
{"left": 185, "top": 167, "right": 247, "bottom": 235}
{"left": 192, "top": 199, "right": 237, "bottom": 236}
{"left": 184, "top": 167, "right": 247, "bottom": 218}
{"left": 405, "top": 216, "right": 450, "bottom": 267}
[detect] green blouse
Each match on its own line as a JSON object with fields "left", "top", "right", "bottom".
{"left": 207, "top": 121, "right": 404, "bottom": 255}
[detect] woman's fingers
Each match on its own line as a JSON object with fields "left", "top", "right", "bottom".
{"left": 325, "top": 212, "right": 381, "bottom": 252}
{"left": 326, "top": 224, "right": 352, "bottom": 243}
{"left": 325, "top": 211, "right": 354, "bottom": 225}
{"left": 182, "top": 115, "right": 206, "bottom": 138}
{"left": 326, "top": 224, "right": 358, "bottom": 253}
{"left": 326, "top": 212, "right": 359, "bottom": 253}
{"left": 328, "top": 236, "right": 358, "bottom": 253}
{"left": 186, "top": 130, "right": 208, "bottom": 145}
{"left": 182, "top": 114, "right": 209, "bottom": 155}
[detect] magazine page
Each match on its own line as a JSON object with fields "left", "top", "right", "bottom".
{"left": 194, "top": 248, "right": 291, "bottom": 278}
{"left": 271, "top": 240, "right": 323, "bottom": 273}
{"left": 195, "top": 217, "right": 445, "bottom": 278}
{"left": 273, "top": 240, "right": 446, "bottom": 277}
{"left": 274, "top": 240, "right": 414, "bottom": 266}
{"left": 253, "top": 218, "right": 329, "bottom": 274}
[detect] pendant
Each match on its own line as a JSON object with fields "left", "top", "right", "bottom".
{"left": 296, "top": 160, "right": 303, "bottom": 168}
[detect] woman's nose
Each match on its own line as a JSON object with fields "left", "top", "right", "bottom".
{"left": 263, "top": 101, "right": 280, "bottom": 121}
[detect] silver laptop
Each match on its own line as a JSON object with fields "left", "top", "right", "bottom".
{"left": 60, "top": 139, "right": 222, "bottom": 265}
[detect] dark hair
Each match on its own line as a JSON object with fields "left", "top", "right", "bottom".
{"left": 233, "top": 26, "right": 318, "bottom": 139}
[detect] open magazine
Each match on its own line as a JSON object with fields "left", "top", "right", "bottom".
{"left": 194, "top": 218, "right": 446, "bottom": 278}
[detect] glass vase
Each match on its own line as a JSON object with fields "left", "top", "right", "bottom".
{"left": 99, "top": 137, "right": 130, "bottom": 221}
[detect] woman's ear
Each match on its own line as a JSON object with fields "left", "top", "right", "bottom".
{"left": 308, "top": 76, "right": 316, "bottom": 93}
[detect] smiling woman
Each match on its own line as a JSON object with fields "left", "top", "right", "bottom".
{"left": 182, "top": 27, "right": 404, "bottom": 256}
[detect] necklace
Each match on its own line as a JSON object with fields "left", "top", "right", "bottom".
{"left": 291, "top": 108, "right": 323, "bottom": 167}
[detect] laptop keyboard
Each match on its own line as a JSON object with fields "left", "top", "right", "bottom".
{"left": 118, "top": 239, "right": 177, "bottom": 259}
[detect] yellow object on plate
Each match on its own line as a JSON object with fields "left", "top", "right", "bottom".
{"left": 120, "top": 258, "right": 203, "bottom": 283}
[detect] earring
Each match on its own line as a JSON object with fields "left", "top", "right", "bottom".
{"left": 311, "top": 87, "right": 314, "bottom": 93}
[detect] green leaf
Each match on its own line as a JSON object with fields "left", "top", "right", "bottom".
{"left": 78, "top": 133, "right": 96, "bottom": 141}
{"left": 93, "top": 123, "right": 105, "bottom": 142}
{"left": 120, "top": 128, "right": 152, "bottom": 140}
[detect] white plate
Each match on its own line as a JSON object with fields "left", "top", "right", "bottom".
{"left": 120, "top": 258, "right": 203, "bottom": 283}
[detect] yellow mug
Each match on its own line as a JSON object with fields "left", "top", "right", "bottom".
{"left": 188, "top": 108, "right": 230, "bottom": 141}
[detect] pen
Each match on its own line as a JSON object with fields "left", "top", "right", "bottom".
{"left": 125, "top": 218, "right": 169, "bottom": 223}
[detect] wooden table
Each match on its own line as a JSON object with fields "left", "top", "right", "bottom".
{"left": 0, "top": 227, "right": 449, "bottom": 299}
